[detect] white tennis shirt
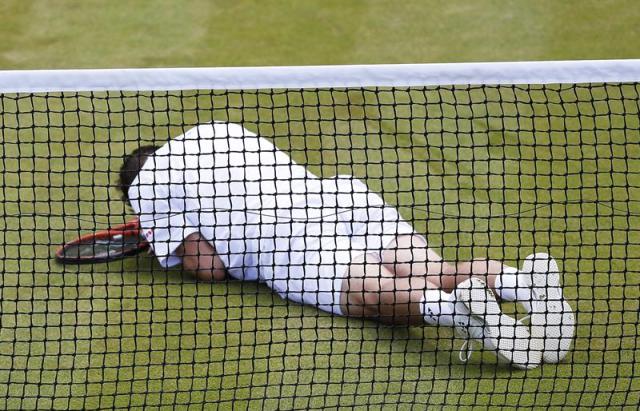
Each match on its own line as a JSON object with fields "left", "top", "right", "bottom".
{"left": 128, "top": 122, "right": 358, "bottom": 281}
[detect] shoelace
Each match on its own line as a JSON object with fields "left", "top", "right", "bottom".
{"left": 455, "top": 320, "right": 482, "bottom": 363}
{"left": 523, "top": 283, "right": 553, "bottom": 319}
{"left": 459, "top": 339, "right": 476, "bottom": 362}
{"left": 531, "top": 286, "right": 547, "bottom": 303}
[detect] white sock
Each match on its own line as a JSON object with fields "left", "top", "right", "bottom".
{"left": 494, "top": 266, "right": 532, "bottom": 305}
{"left": 421, "top": 290, "right": 456, "bottom": 327}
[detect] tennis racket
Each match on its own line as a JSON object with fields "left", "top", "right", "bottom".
{"left": 56, "top": 218, "right": 150, "bottom": 264}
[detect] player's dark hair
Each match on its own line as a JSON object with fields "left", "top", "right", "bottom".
{"left": 118, "top": 145, "right": 161, "bottom": 202}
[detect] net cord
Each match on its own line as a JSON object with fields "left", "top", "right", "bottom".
{"left": 1, "top": 59, "right": 640, "bottom": 93}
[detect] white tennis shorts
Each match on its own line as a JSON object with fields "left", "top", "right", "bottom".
{"left": 262, "top": 176, "right": 416, "bottom": 316}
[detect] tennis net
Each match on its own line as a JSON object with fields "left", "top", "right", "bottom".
{"left": 0, "top": 61, "right": 639, "bottom": 409}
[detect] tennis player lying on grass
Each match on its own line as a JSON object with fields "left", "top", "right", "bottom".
{"left": 118, "top": 122, "right": 574, "bottom": 369}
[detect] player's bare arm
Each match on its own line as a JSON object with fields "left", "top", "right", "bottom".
{"left": 175, "top": 232, "right": 227, "bottom": 282}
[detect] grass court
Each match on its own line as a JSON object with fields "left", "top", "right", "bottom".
{"left": 1, "top": 1, "right": 639, "bottom": 409}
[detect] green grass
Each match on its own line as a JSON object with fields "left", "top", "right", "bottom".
{"left": 2, "top": 0, "right": 640, "bottom": 68}
{"left": 1, "top": 1, "right": 640, "bottom": 410}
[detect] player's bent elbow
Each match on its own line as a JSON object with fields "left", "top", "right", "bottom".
{"left": 177, "top": 232, "right": 227, "bottom": 282}
{"left": 197, "top": 267, "right": 227, "bottom": 282}
{"left": 181, "top": 255, "right": 227, "bottom": 282}
{"left": 181, "top": 254, "right": 200, "bottom": 273}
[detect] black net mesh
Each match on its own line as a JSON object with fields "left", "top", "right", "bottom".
{"left": 0, "top": 84, "right": 639, "bottom": 409}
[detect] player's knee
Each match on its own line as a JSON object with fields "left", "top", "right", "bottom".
{"left": 351, "top": 277, "right": 395, "bottom": 318}
{"left": 357, "top": 292, "right": 380, "bottom": 317}
{"left": 377, "top": 277, "right": 400, "bottom": 307}
{"left": 346, "top": 291, "right": 378, "bottom": 318}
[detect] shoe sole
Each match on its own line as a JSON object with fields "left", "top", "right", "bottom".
{"left": 523, "top": 253, "right": 575, "bottom": 363}
{"left": 457, "top": 278, "right": 542, "bottom": 369}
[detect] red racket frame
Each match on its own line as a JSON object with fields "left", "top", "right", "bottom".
{"left": 55, "top": 218, "right": 150, "bottom": 264}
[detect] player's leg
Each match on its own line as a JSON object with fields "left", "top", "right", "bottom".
{"left": 339, "top": 252, "right": 437, "bottom": 326}
{"left": 380, "top": 234, "right": 511, "bottom": 292}
{"left": 339, "top": 252, "right": 541, "bottom": 368}
{"left": 380, "top": 235, "right": 573, "bottom": 363}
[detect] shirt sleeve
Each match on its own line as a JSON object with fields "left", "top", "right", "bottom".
{"left": 128, "top": 157, "right": 200, "bottom": 269}
{"left": 143, "top": 210, "right": 200, "bottom": 268}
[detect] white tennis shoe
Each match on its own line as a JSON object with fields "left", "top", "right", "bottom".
{"left": 519, "top": 253, "right": 575, "bottom": 363}
{"left": 452, "top": 277, "right": 542, "bottom": 370}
